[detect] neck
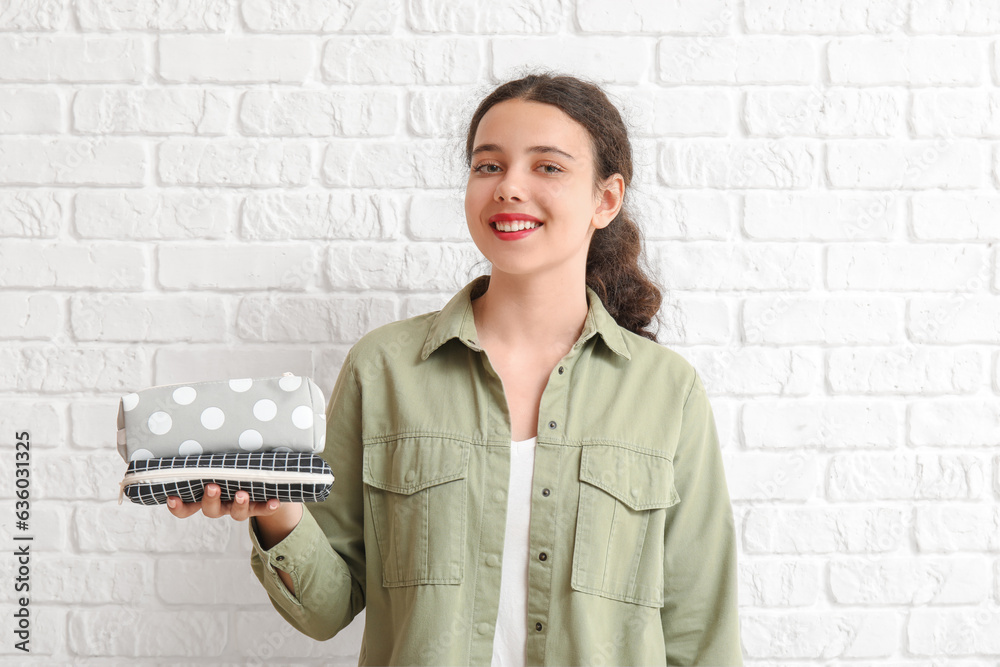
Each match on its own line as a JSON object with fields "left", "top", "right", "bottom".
{"left": 471, "top": 268, "right": 589, "bottom": 356}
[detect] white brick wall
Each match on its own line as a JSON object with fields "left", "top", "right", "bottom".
{"left": 0, "top": 0, "right": 997, "bottom": 663}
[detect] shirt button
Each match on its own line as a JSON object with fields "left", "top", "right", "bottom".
{"left": 477, "top": 622, "right": 491, "bottom": 635}
{"left": 538, "top": 552, "right": 547, "bottom": 561}
{"left": 557, "top": 366, "right": 564, "bottom": 374}
{"left": 548, "top": 420, "right": 557, "bottom": 429}
{"left": 542, "top": 488, "right": 550, "bottom": 497}
{"left": 535, "top": 622, "right": 543, "bottom": 632}
{"left": 493, "top": 490, "right": 504, "bottom": 503}
{"left": 404, "top": 470, "right": 416, "bottom": 483}
{"left": 275, "top": 555, "right": 285, "bottom": 562}
{"left": 487, "top": 554, "right": 500, "bottom": 567}
{"left": 631, "top": 487, "right": 640, "bottom": 499}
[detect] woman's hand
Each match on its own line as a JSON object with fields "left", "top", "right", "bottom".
{"left": 166, "top": 483, "right": 285, "bottom": 522}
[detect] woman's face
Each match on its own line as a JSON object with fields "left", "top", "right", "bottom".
{"left": 464, "top": 98, "right": 623, "bottom": 281}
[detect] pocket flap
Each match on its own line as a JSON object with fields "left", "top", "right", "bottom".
{"left": 363, "top": 437, "right": 470, "bottom": 495}
{"left": 579, "top": 444, "right": 680, "bottom": 510}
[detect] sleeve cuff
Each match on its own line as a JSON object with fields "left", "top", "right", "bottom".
{"left": 248, "top": 504, "right": 324, "bottom": 575}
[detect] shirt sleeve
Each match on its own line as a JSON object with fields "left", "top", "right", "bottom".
{"left": 248, "top": 346, "right": 367, "bottom": 641}
{"left": 661, "top": 369, "right": 743, "bottom": 666}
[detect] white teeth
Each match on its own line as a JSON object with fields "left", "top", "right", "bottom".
{"left": 494, "top": 220, "right": 540, "bottom": 232}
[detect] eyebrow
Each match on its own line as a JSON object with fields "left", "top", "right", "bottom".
{"left": 470, "top": 143, "right": 576, "bottom": 161}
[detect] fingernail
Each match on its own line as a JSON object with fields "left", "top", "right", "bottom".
{"left": 207, "top": 485, "right": 217, "bottom": 496}
{"left": 236, "top": 494, "right": 246, "bottom": 504}
{"left": 167, "top": 498, "right": 176, "bottom": 508}
{"left": 268, "top": 500, "right": 278, "bottom": 510}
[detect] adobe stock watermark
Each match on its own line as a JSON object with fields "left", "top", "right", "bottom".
{"left": 417, "top": 612, "right": 474, "bottom": 664}
{"left": 881, "top": 259, "right": 992, "bottom": 374}
{"left": 941, "top": 606, "right": 1000, "bottom": 655}
{"left": 50, "top": 136, "right": 109, "bottom": 184}
{"left": 660, "top": 7, "right": 735, "bottom": 81}
{"left": 245, "top": 551, "right": 362, "bottom": 664}
{"left": 700, "top": 291, "right": 794, "bottom": 387}
{"left": 846, "top": 132, "right": 958, "bottom": 240}
{"left": 21, "top": 263, "right": 137, "bottom": 395}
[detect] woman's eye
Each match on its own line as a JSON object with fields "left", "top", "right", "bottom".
{"left": 472, "top": 163, "right": 561, "bottom": 174}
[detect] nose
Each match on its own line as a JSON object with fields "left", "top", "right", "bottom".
{"left": 494, "top": 171, "right": 525, "bottom": 203}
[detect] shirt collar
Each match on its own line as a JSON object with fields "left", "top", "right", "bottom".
{"left": 420, "top": 275, "right": 632, "bottom": 362}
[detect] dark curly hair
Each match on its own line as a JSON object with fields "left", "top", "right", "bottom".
{"left": 464, "top": 71, "right": 663, "bottom": 342}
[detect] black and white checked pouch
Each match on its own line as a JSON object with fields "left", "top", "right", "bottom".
{"left": 118, "top": 451, "right": 335, "bottom": 506}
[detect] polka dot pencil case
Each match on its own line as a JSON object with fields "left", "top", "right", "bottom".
{"left": 116, "top": 372, "right": 327, "bottom": 463}
{"left": 118, "top": 451, "right": 335, "bottom": 506}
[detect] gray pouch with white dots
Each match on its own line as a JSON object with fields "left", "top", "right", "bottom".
{"left": 116, "top": 372, "right": 327, "bottom": 463}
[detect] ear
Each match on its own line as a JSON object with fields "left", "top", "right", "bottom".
{"left": 592, "top": 173, "right": 625, "bottom": 230}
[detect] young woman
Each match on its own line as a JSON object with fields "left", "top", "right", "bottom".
{"left": 168, "top": 72, "right": 743, "bottom": 666}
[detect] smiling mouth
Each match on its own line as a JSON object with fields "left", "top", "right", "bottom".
{"left": 490, "top": 220, "right": 544, "bottom": 232}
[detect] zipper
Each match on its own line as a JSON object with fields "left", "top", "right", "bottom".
{"left": 118, "top": 466, "right": 334, "bottom": 505}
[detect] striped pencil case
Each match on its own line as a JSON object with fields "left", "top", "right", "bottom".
{"left": 119, "top": 451, "right": 334, "bottom": 506}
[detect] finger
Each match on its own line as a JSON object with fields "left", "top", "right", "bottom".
{"left": 166, "top": 496, "right": 203, "bottom": 519}
{"left": 250, "top": 498, "right": 281, "bottom": 516}
{"left": 201, "top": 483, "right": 225, "bottom": 518}
{"left": 230, "top": 490, "right": 251, "bottom": 522}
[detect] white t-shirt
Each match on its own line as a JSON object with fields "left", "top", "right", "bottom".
{"left": 491, "top": 436, "right": 537, "bottom": 667}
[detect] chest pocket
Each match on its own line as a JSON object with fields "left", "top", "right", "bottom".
{"left": 362, "top": 436, "right": 470, "bottom": 587}
{"left": 571, "top": 443, "right": 680, "bottom": 608}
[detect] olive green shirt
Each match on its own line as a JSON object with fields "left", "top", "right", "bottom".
{"left": 249, "top": 274, "right": 743, "bottom": 666}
